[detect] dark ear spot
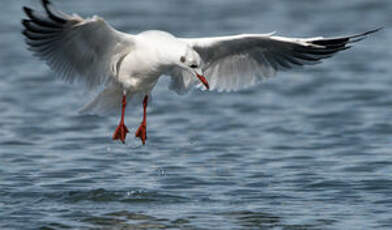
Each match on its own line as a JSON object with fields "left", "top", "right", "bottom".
{"left": 180, "top": 56, "right": 186, "bottom": 63}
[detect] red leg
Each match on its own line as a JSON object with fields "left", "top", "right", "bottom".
{"left": 135, "top": 95, "right": 148, "bottom": 145}
{"left": 112, "top": 93, "right": 129, "bottom": 144}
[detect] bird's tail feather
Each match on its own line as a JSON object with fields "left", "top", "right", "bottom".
{"left": 79, "top": 84, "right": 151, "bottom": 115}
{"left": 79, "top": 85, "right": 123, "bottom": 115}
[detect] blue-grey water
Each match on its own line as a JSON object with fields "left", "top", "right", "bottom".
{"left": 1, "top": 0, "right": 392, "bottom": 229}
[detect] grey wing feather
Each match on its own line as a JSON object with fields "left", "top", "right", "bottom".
{"left": 181, "top": 28, "right": 381, "bottom": 92}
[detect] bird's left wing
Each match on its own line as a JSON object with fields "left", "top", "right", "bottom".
{"left": 180, "top": 28, "right": 380, "bottom": 92}
{"left": 22, "top": 0, "right": 134, "bottom": 89}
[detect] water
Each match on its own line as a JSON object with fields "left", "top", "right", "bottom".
{"left": 1, "top": 0, "right": 392, "bottom": 229}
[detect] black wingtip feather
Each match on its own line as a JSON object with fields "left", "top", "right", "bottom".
{"left": 23, "top": 28, "right": 57, "bottom": 41}
{"left": 21, "top": 19, "right": 30, "bottom": 28}
{"left": 23, "top": 6, "right": 61, "bottom": 29}
{"left": 22, "top": 18, "right": 60, "bottom": 35}
{"left": 349, "top": 37, "right": 366, "bottom": 43}
{"left": 22, "top": 1, "right": 66, "bottom": 29}
{"left": 309, "top": 27, "right": 382, "bottom": 51}
{"left": 292, "top": 53, "right": 322, "bottom": 62}
{"left": 23, "top": 30, "right": 49, "bottom": 46}
{"left": 23, "top": 6, "right": 33, "bottom": 17}
{"left": 311, "top": 38, "right": 349, "bottom": 47}
{"left": 41, "top": 0, "right": 67, "bottom": 24}
{"left": 22, "top": 29, "right": 36, "bottom": 40}
{"left": 351, "top": 27, "right": 383, "bottom": 39}
{"left": 294, "top": 45, "right": 349, "bottom": 56}
{"left": 22, "top": 29, "right": 37, "bottom": 41}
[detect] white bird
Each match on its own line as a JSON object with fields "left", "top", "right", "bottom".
{"left": 22, "top": 0, "right": 380, "bottom": 145}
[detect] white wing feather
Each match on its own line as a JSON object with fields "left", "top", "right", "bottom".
{"left": 22, "top": 1, "right": 134, "bottom": 89}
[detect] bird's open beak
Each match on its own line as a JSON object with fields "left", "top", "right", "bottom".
{"left": 194, "top": 69, "right": 209, "bottom": 90}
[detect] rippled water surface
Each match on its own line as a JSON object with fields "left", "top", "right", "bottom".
{"left": 1, "top": 0, "right": 392, "bottom": 229}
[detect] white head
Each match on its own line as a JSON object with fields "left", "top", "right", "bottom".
{"left": 176, "top": 46, "right": 209, "bottom": 90}
{"left": 139, "top": 30, "right": 209, "bottom": 89}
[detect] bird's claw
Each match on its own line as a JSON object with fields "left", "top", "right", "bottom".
{"left": 135, "top": 122, "right": 147, "bottom": 145}
{"left": 112, "top": 122, "right": 129, "bottom": 144}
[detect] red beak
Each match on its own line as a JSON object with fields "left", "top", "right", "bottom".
{"left": 196, "top": 73, "right": 209, "bottom": 90}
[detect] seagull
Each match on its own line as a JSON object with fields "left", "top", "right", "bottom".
{"left": 22, "top": 0, "right": 380, "bottom": 145}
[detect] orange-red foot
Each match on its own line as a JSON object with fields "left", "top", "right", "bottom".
{"left": 112, "top": 122, "right": 129, "bottom": 144}
{"left": 135, "top": 122, "right": 147, "bottom": 145}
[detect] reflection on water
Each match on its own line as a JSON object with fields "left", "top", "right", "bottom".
{"left": 1, "top": 0, "right": 392, "bottom": 229}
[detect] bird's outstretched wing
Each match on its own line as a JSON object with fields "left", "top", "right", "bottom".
{"left": 180, "top": 28, "right": 381, "bottom": 92}
{"left": 22, "top": 0, "right": 134, "bottom": 89}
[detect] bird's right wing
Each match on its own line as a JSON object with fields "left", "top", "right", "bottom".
{"left": 22, "top": 0, "right": 134, "bottom": 89}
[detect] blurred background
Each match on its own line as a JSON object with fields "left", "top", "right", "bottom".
{"left": 1, "top": 0, "right": 391, "bottom": 229}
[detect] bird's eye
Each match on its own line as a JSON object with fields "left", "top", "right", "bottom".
{"left": 190, "top": 64, "right": 198, "bottom": 68}
{"left": 180, "top": 56, "right": 186, "bottom": 63}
